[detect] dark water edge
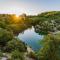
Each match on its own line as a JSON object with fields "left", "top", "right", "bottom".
{"left": 18, "top": 26, "right": 44, "bottom": 51}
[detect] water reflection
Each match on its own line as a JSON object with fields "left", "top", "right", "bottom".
{"left": 18, "top": 27, "right": 43, "bottom": 51}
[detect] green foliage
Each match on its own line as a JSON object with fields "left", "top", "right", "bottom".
{"left": 0, "top": 51, "right": 3, "bottom": 57}
{"left": 31, "top": 11, "right": 60, "bottom": 35}
{"left": 1, "top": 11, "right": 60, "bottom": 60}
{"left": 0, "top": 28, "right": 13, "bottom": 47}
{"left": 37, "top": 34, "right": 60, "bottom": 60}
{"left": 0, "top": 27, "right": 27, "bottom": 53}
{"left": 5, "top": 38, "right": 27, "bottom": 52}
{"left": 10, "top": 50, "right": 24, "bottom": 60}
{"left": 0, "top": 14, "right": 32, "bottom": 35}
{"left": 0, "top": 14, "right": 31, "bottom": 60}
{"left": 27, "top": 52, "right": 37, "bottom": 59}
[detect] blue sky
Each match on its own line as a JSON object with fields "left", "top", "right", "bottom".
{"left": 0, "top": 0, "right": 60, "bottom": 15}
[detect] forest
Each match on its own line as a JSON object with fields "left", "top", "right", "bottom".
{"left": 0, "top": 11, "right": 60, "bottom": 60}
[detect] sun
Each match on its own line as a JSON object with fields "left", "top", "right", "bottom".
{"left": 16, "top": 15, "right": 19, "bottom": 18}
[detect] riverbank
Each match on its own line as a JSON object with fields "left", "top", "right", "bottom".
{"left": 0, "top": 46, "right": 35, "bottom": 60}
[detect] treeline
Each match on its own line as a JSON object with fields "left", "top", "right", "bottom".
{"left": 0, "top": 14, "right": 32, "bottom": 35}
{"left": 30, "top": 11, "right": 60, "bottom": 60}
{"left": 0, "top": 14, "right": 32, "bottom": 60}
{"left": 30, "top": 11, "right": 60, "bottom": 34}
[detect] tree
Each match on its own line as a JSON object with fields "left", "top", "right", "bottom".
{"left": 9, "top": 50, "right": 24, "bottom": 60}
{"left": 5, "top": 38, "right": 27, "bottom": 52}
{"left": 0, "top": 28, "right": 13, "bottom": 47}
{"left": 37, "top": 33, "right": 60, "bottom": 60}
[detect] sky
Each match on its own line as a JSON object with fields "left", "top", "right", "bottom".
{"left": 0, "top": 0, "right": 60, "bottom": 15}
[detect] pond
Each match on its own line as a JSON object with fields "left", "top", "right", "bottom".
{"left": 18, "top": 27, "right": 44, "bottom": 51}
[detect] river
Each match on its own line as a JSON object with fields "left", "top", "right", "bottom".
{"left": 18, "top": 27, "right": 43, "bottom": 51}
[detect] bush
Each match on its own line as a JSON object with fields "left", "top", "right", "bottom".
{"left": 10, "top": 50, "right": 24, "bottom": 60}
{"left": 0, "top": 28, "right": 13, "bottom": 47}
{"left": 0, "top": 51, "right": 3, "bottom": 57}
{"left": 28, "top": 52, "right": 37, "bottom": 59}
{"left": 5, "top": 38, "right": 27, "bottom": 52}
